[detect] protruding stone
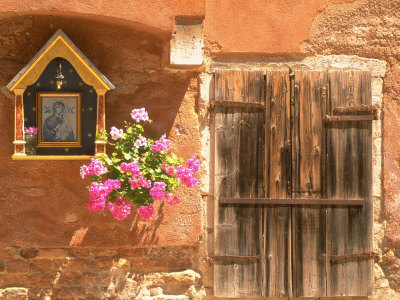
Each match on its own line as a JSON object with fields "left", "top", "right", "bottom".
{"left": 19, "top": 248, "right": 37, "bottom": 258}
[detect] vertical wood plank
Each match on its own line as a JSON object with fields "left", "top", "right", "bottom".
{"left": 326, "top": 70, "right": 373, "bottom": 296}
{"left": 214, "top": 70, "right": 264, "bottom": 103}
{"left": 264, "top": 70, "right": 292, "bottom": 298}
{"left": 292, "top": 71, "right": 328, "bottom": 297}
{"left": 213, "top": 70, "right": 265, "bottom": 297}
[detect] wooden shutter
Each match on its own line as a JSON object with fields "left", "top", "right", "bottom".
{"left": 325, "top": 70, "right": 373, "bottom": 296}
{"left": 213, "top": 70, "right": 265, "bottom": 297}
{"left": 212, "top": 69, "right": 374, "bottom": 298}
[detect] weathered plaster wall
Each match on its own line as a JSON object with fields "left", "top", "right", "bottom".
{"left": 0, "top": 15, "right": 202, "bottom": 248}
{"left": 0, "top": 0, "right": 204, "bottom": 37}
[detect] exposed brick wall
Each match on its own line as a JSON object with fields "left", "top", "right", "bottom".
{"left": 0, "top": 246, "right": 201, "bottom": 299}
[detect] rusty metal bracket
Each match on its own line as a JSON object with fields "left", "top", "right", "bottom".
{"left": 324, "top": 115, "right": 378, "bottom": 122}
{"left": 331, "top": 251, "right": 379, "bottom": 264}
{"left": 208, "top": 255, "right": 260, "bottom": 263}
{"left": 209, "top": 100, "right": 265, "bottom": 110}
{"left": 333, "top": 104, "right": 378, "bottom": 114}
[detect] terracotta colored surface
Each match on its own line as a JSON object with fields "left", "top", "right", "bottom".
{"left": 0, "top": 0, "right": 204, "bottom": 36}
{"left": 0, "top": 15, "right": 202, "bottom": 247}
{"left": 204, "top": 0, "right": 355, "bottom": 54}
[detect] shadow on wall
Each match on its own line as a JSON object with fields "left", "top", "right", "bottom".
{"left": 0, "top": 14, "right": 200, "bottom": 247}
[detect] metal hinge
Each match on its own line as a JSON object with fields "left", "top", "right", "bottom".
{"left": 331, "top": 251, "right": 379, "bottom": 263}
{"left": 208, "top": 255, "right": 260, "bottom": 263}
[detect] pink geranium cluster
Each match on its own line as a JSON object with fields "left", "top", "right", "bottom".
{"left": 149, "top": 182, "right": 166, "bottom": 201}
{"left": 120, "top": 161, "right": 140, "bottom": 177}
{"left": 134, "top": 136, "right": 147, "bottom": 148}
{"left": 138, "top": 204, "right": 154, "bottom": 219}
{"left": 108, "top": 197, "right": 131, "bottom": 220}
{"left": 81, "top": 108, "right": 200, "bottom": 221}
{"left": 80, "top": 158, "right": 108, "bottom": 179}
{"left": 129, "top": 175, "right": 152, "bottom": 189}
{"left": 24, "top": 126, "right": 39, "bottom": 135}
{"left": 88, "top": 179, "right": 121, "bottom": 211}
{"left": 131, "top": 108, "right": 149, "bottom": 123}
{"left": 110, "top": 126, "right": 123, "bottom": 140}
{"left": 152, "top": 134, "right": 172, "bottom": 153}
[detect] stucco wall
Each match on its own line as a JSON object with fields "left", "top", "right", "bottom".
{"left": 0, "top": 15, "right": 202, "bottom": 248}
{"left": 1, "top": 0, "right": 400, "bottom": 299}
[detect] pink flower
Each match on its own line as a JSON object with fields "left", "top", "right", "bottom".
{"left": 186, "top": 157, "right": 200, "bottom": 173}
{"left": 151, "top": 135, "right": 172, "bottom": 153}
{"left": 24, "top": 126, "right": 39, "bottom": 135}
{"left": 80, "top": 159, "right": 108, "bottom": 179}
{"left": 134, "top": 136, "right": 147, "bottom": 149}
{"left": 161, "top": 163, "right": 168, "bottom": 170}
{"left": 138, "top": 204, "right": 154, "bottom": 219}
{"left": 88, "top": 196, "right": 106, "bottom": 211}
{"left": 120, "top": 161, "right": 140, "bottom": 177}
{"left": 175, "top": 166, "right": 198, "bottom": 187}
{"left": 110, "top": 126, "right": 123, "bottom": 140}
{"left": 166, "top": 166, "right": 175, "bottom": 175}
{"left": 131, "top": 108, "right": 149, "bottom": 123}
{"left": 108, "top": 196, "right": 131, "bottom": 220}
{"left": 166, "top": 195, "right": 180, "bottom": 205}
{"left": 149, "top": 182, "right": 166, "bottom": 201}
{"left": 129, "top": 175, "right": 151, "bottom": 189}
{"left": 104, "top": 179, "right": 121, "bottom": 192}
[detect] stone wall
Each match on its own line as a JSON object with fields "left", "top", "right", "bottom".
{"left": 0, "top": 246, "right": 204, "bottom": 299}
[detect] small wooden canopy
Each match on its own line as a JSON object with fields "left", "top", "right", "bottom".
{"left": 6, "top": 29, "right": 115, "bottom": 92}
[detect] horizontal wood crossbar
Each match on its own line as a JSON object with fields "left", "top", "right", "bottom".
{"left": 220, "top": 197, "right": 365, "bottom": 206}
{"left": 333, "top": 104, "right": 378, "bottom": 114}
{"left": 331, "top": 251, "right": 379, "bottom": 263}
{"left": 324, "top": 115, "right": 377, "bottom": 122}
{"left": 210, "top": 100, "right": 265, "bottom": 110}
{"left": 208, "top": 255, "right": 260, "bottom": 262}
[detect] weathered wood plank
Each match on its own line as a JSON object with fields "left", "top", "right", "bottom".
{"left": 214, "top": 70, "right": 265, "bottom": 103}
{"left": 292, "top": 71, "right": 328, "bottom": 297}
{"left": 220, "top": 197, "right": 365, "bottom": 206}
{"left": 326, "top": 70, "right": 373, "bottom": 296}
{"left": 213, "top": 70, "right": 265, "bottom": 297}
{"left": 264, "top": 70, "right": 292, "bottom": 298}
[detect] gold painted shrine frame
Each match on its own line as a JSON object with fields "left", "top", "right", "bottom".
{"left": 36, "top": 92, "right": 82, "bottom": 148}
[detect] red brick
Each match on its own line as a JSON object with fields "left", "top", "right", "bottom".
{"left": 7, "top": 260, "right": 30, "bottom": 273}
{"left": 28, "top": 288, "right": 44, "bottom": 299}
{"left": 83, "top": 287, "right": 101, "bottom": 298}
{"left": 119, "top": 248, "right": 143, "bottom": 257}
{"left": 53, "top": 259, "right": 69, "bottom": 270}
{"left": 92, "top": 249, "right": 118, "bottom": 257}
{"left": 0, "top": 274, "right": 28, "bottom": 288}
{"left": 68, "top": 248, "right": 91, "bottom": 257}
{"left": 168, "top": 257, "right": 192, "bottom": 271}
{"left": 31, "top": 259, "right": 53, "bottom": 273}
{"left": 92, "top": 257, "right": 115, "bottom": 271}
{"left": 28, "top": 272, "right": 57, "bottom": 287}
{"left": 52, "top": 287, "right": 83, "bottom": 298}
{"left": 130, "top": 258, "right": 169, "bottom": 272}
{"left": 81, "top": 272, "right": 99, "bottom": 286}
{"left": 67, "top": 258, "right": 93, "bottom": 271}
{"left": 0, "top": 248, "right": 15, "bottom": 260}
{"left": 144, "top": 247, "right": 168, "bottom": 258}
{"left": 36, "top": 248, "right": 66, "bottom": 259}
{"left": 57, "top": 271, "right": 82, "bottom": 286}
{"left": 0, "top": 260, "right": 5, "bottom": 272}
{"left": 20, "top": 248, "right": 37, "bottom": 258}
{"left": 169, "top": 246, "right": 193, "bottom": 258}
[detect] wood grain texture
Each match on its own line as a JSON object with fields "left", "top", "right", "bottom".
{"left": 326, "top": 70, "right": 373, "bottom": 296}
{"left": 213, "top": 70, "right": 265, "bottom": 297}
{"left": 264, "top": 70, "right": 292, "bottom": 298}
{"left": 292, "top": 71, "right": 328, "bottom": 297}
